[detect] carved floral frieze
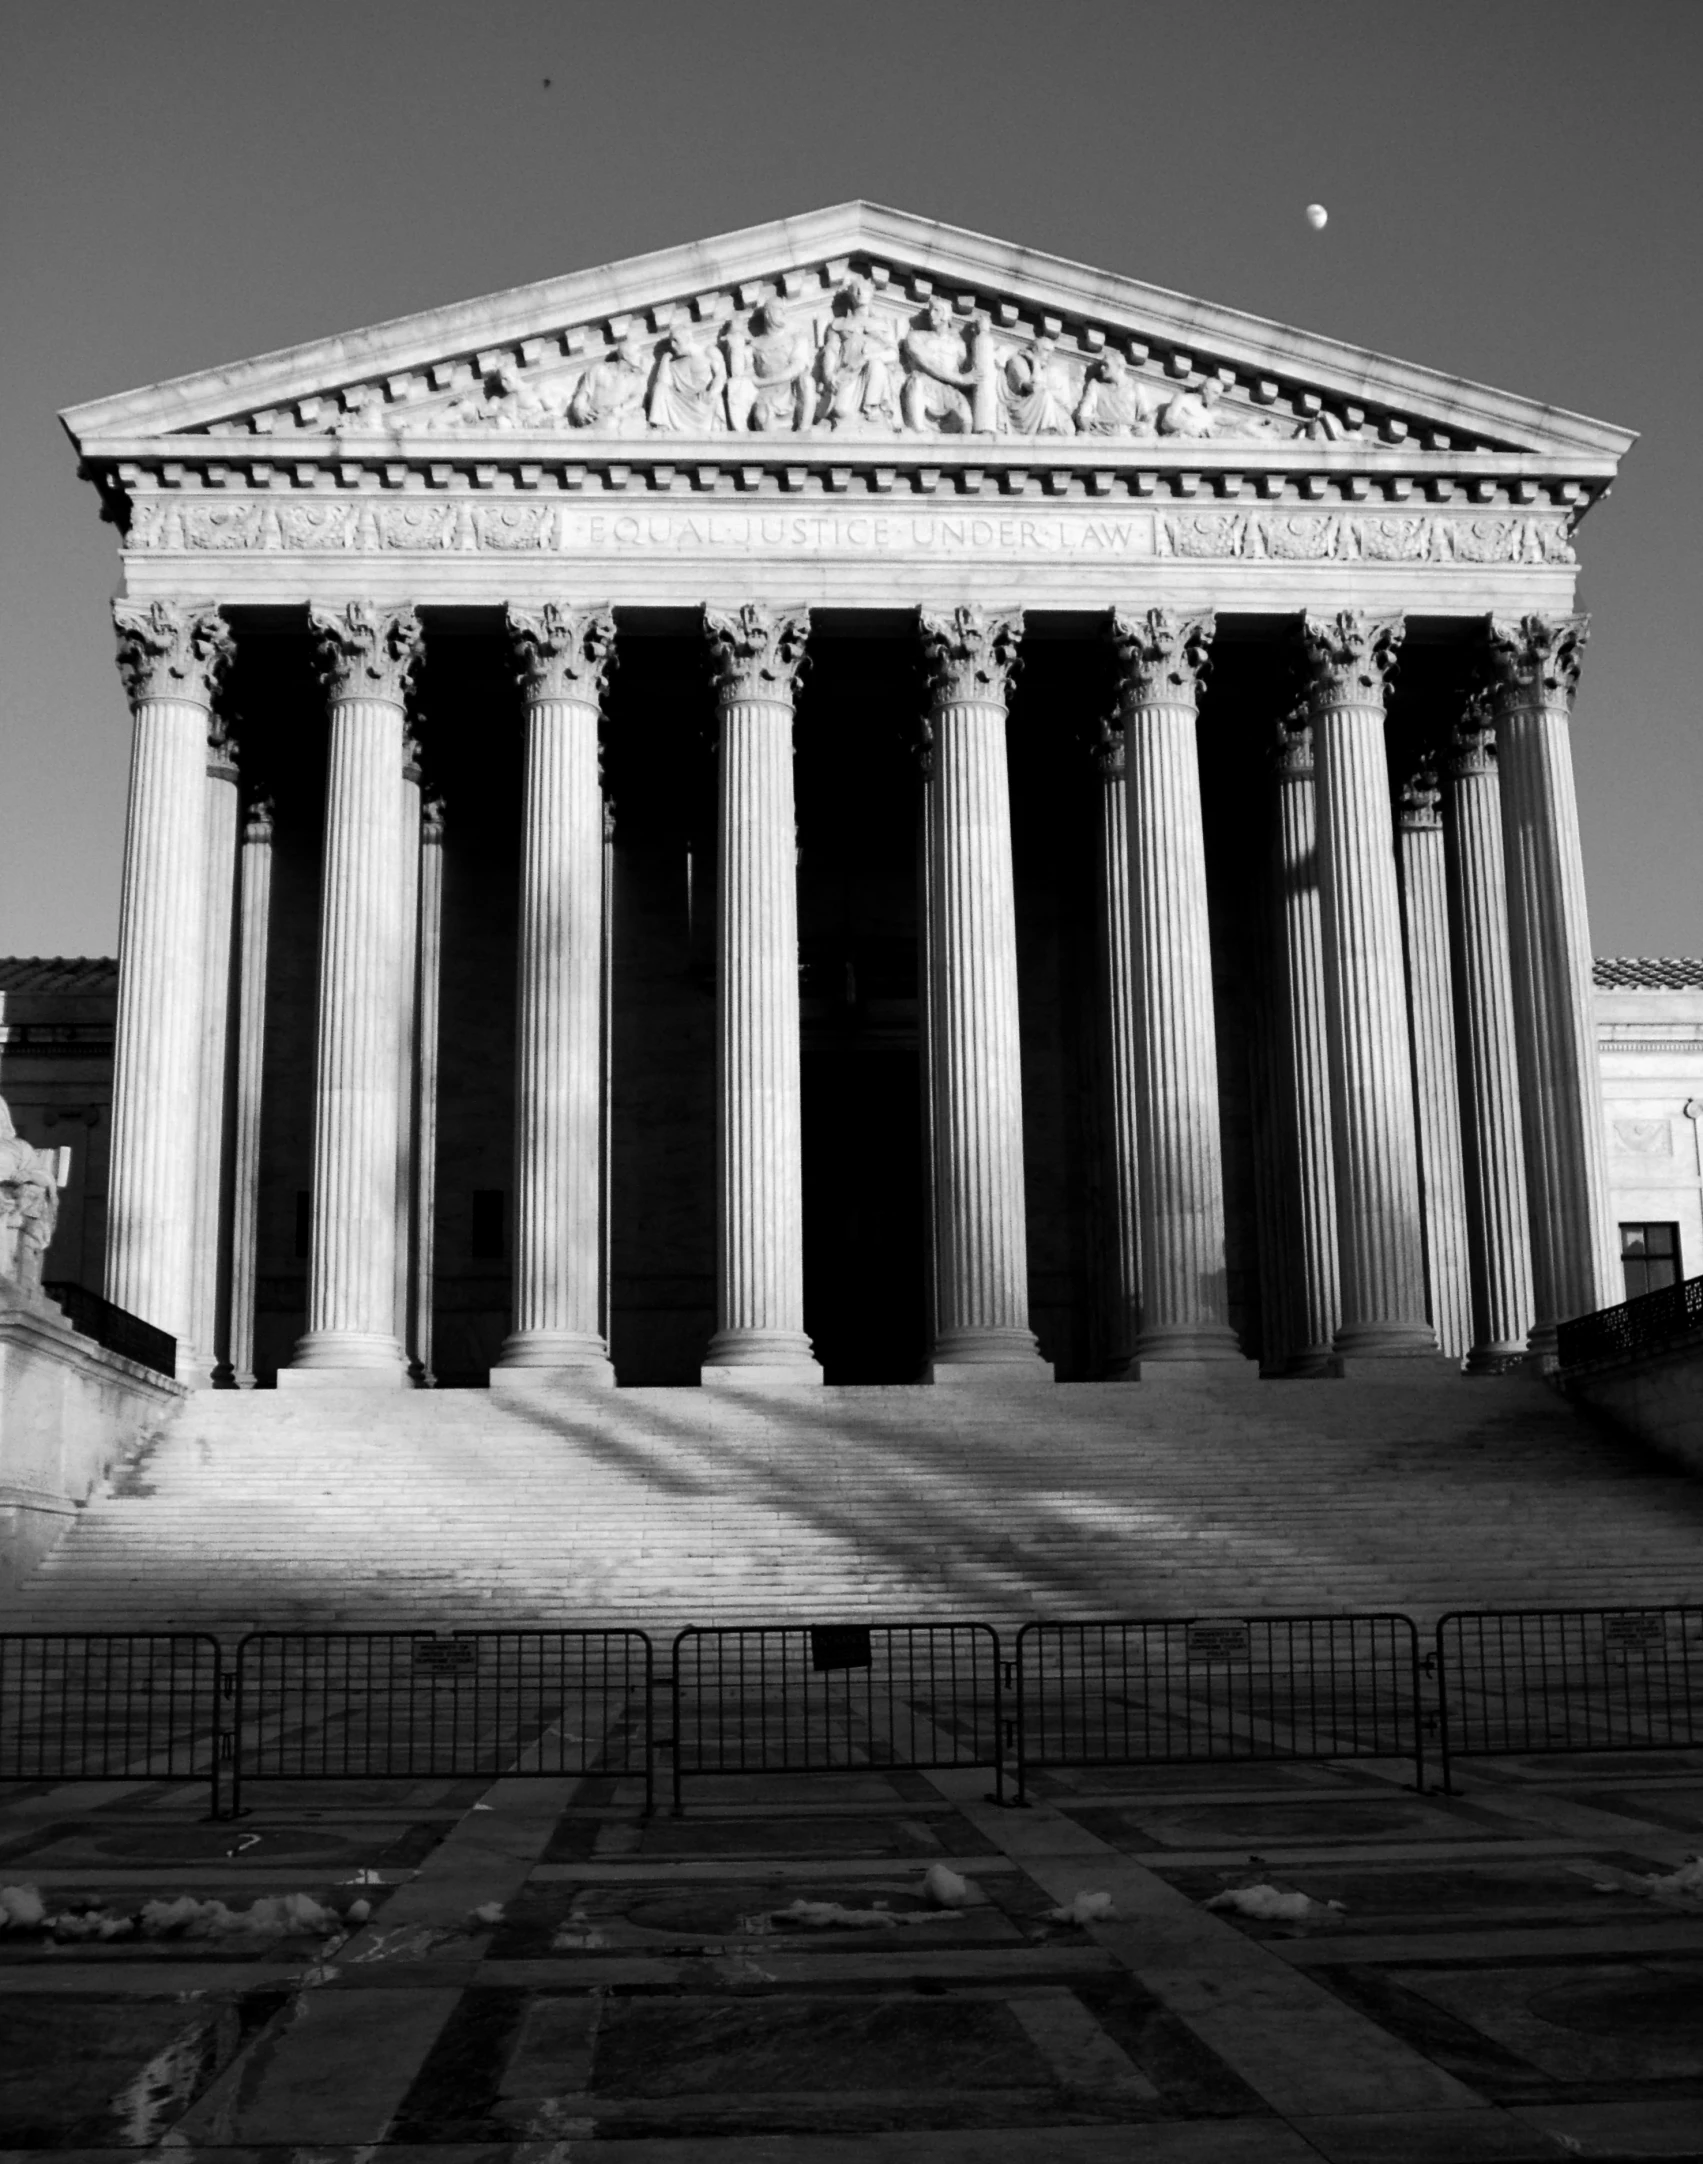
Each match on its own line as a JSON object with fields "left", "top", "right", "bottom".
{"left": 122, "top": 493, "right": 1578, "bottom": 567}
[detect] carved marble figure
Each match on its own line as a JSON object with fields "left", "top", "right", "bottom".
{"left": 1157, "top": 378, "right": 1286, "bottom": 441}
{"left": 1003, "top": 334, "right": 1077, "bottom": 436}
{"left": 818, "top": 276, "right": 900, "bottom": 432}
{"left": 0, "top": 1098, "right": 65, "bottom": 1298}
{"left": 648, "top": 319, "right": 729, "bottom": 433}
{"left": 901, "top": 297, "right": 985, "bottom": 434}
{"left": 1073, "top": 348, "right": 1165, "bottom": 438}
{"left": 568, "top": 332, "right": 653, "bottom": 436}
{"left": 725, "top": 300, "right": 816, "bottom": 433}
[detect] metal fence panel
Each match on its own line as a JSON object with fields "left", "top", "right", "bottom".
{"left": 1016, "top": 1615, "right": 1424, "bottom": 1797}
{"left": 1557, "top": 1273, "right": 1703, "bottom": 1372}
{"left": 671, "top": 1623, "right": 1005, "bottom": 1811}
{"left": 0, "top": 1633, "right": 224, "bottom": 1814}
{"left": 1436, "top": 1606, "right": 1703, "bottom": 1787}
{"left": 231, "top": 1629, "right": 653, "bottom": 1813}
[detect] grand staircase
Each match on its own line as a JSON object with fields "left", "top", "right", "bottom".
{"left": 4, "top": 1373, "right": 1698, "bottom": 1637}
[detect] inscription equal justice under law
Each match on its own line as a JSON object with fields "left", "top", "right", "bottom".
{"left": 570, "top": 508, "right": 1150, "bottom": 555}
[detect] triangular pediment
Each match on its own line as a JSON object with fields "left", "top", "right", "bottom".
{"left": 61, "top": 203, "right": 1633, "bottom": 468}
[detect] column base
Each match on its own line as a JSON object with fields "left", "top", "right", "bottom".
{"left": 701, "top": 1329, "right": 823, "bottom": 1387}
{"left": 1135, "top": 1323, "right": 1247, "bottom": 1364}
{"left": 279, "top": 1331, "right": 410, "bottom": 1388}
{"left": 1100, "top": 1351, "right": 1141, "bottom": 1382}
{"left": 492, "top": 1331, "right": 615, "bottom": 1385}
{"left": 926, "top": 1328, "right": 1053, "bottom": 1383}
{"left": 1465, "top": 1343, "right": 1531, "bottom": 1376}
{"left": 1330, "top": 1322, "right": 1460, "bottom": 1378}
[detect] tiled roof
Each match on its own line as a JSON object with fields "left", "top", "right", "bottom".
{"left": 1594, "top": 957, "right": 1703, "bottom": 990}
{"left": 0, "top": 957, "right": 119, "bottom": 994}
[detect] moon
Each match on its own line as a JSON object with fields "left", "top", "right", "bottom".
{"left": 1306, "top": 203, "right": 1329, "bottom": 231}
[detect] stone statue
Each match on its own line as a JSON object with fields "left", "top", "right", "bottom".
{"left": 1003, "top": 334, "right": 1077, "bottom": 436}
{"left": 485, "top": 362, "right": 568, "bottom": 431}
{"left": 647, "top": 319, "right": 729, "bottom": 433}
{"left": 568, "top": 331, "right": 653, "bottom": 435}
{"left": 1157, "top": 378, "right": 1288, "bottom": 441}
{"left": 818, "top": 275, "right": 900, "bottom": 432}
{"left": 725, "top": 300, "right": 815, "bottom": 433}
{"left": 900, "top": 296, "right": 988, "bottom": 434}
{"left": 1073, "top": 348, "right": 1164, "bottom": 438}
{"left": 0, "top": 1098, "right": 67, "bottom": 1300}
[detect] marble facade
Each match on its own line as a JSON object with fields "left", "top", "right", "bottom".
{"left": 59, "top": 204, "right": 1639, "bottom": 1386}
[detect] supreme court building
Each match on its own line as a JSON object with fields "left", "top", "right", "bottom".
{"left": 61, "top": 204, "right": 1635, "bottom": 1392}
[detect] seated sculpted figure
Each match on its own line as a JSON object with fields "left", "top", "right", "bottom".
{"left": 1158, "top": 377, "right": 1288, "bottom": 441}
{"left": 648, "top": 319, "right": 729, "bottom": 433}
{"left": 725, "top": 300, "right": 815, "bottom": 432}
{"left": 486, "top": 362, "right": 569, "bottom": 431}
{"left": 568, "top": 332, "right": 652, "bottom": 436}
{"left": 1073, "top": 348, "right": 1165, "bottom": 438}
{"left": 0, "top": 1098, "right": 64, "bottom": 1299}
{"left": 1003, "top": 334, "right": 1077, "bottom": 436}
{"left": 900, "top": 296, "right": 984, "bottom": 434}
{"left": 818, "top": 276, "right": 900, "bottom": 432}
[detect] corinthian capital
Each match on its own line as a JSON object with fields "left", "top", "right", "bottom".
{"left": 507, "top": 602, "right": 617, "bottom": 705}
{"left": 1273, "top": 702, "right": 1315, "bottom": 779}
{"left": 1300, "top": 611, "right": 1404, "bottom": 706}
{"left": 1486, "top": 613, "right": 1588, "bottom": 708}
{"left": 1396, "top": 763, "right": 1442, "bottom": 831}
{"left": 113, "top": 599, "right": 233, "bottom": 712}
{"left": 309, "top": 601, "right": 423, "bottom": 705}
{"left": 1092, "top": 713, "right": 1125, "bottom": 782}
{"left": 1447, "top": 690, "right": 1498, "bottom": 778}
{"left": 919, "top": 604, "right": 1022, "bottom": 705}
{"left": 705, "top": 603, "right": 811, "bottom": 704}
{"left": 1109, "top": 607, "right": 1215, "bottom": 708}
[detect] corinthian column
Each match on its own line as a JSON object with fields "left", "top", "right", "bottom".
{"left": 187, "top": 719, "right": 242, "bottom": 1387}
{"left": 701, "top": 603, "right": 821, "bottom": 1384}
{"left": 1488, "top": 615, "right": 1617, "bottom": 1360}
{"left": 919, "top": 605, "right": 1049, "bottom": 1379}
{"left": 1091, "top": 718, "right": 1141, "bottom": 1378}
{"left": 108, "top": 600, "right": 232, "bottom": 1375}
{"left": 495, "top": 602, "right": 617, "bottom": 1383}
{"left": 1396, "top": 762, "right": 1472, "bottom": 1361}
{"left": 228, "top": 794, "right": 273, "bottom": 1390}
{"left": 1271, "top": 709, "right": 1340, "bottom": 1372}
{"left": 1301, "top": 612, "right": 1438, "bottom": 1363}
{"left": 282, "top": 602, "right": 421, "bottom": 1385}
{"left": 413, "top": 796, "right": 445, "bottom": 1387}
{"left": 1114, "top": 607, "right": 1240, "bottom": 1363}
{"left": 1446, "top": 700, "right": 1535, "bottom": 1370}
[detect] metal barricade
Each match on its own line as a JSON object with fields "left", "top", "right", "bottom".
{"left": 230, "top": 1628, "right": 654, "bottom": 1815}
{"left": 0, "top": 1632, "right": 225, "bottom": 1816}
{"left": 1436, "top": 1606, "right": 1703, "bottom": 1789}
{"left": 671, "top": 1622, "right": 1005, "bottom": 1811}
{"left": 1015, "top": 1614, "right": 1425, "bottom": 1799}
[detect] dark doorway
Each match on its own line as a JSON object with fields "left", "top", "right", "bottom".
{"left": 802, "top": 1043, "right": 927, "bottom": 1382}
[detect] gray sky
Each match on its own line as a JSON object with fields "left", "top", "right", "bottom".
{"left": 2, "top": 0, "right": 1698, "bottom": 958}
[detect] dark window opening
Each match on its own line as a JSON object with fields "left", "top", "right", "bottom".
{"left": 1620, "top": 1221, "right": 1681, "bottom": 1301}
{"left": 471, "top": 1189, "right": 506, "bottom": 1261}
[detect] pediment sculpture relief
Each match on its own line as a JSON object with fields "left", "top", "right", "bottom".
{"left": 331, "top": 277, "right": 1320, "bottom": 444}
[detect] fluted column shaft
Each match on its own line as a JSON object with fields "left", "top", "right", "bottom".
{"left": 1092, "top": 722, "right": 1142, "bottom": 1377}
{"left": 285, "top": 602, "right": 421, "bottom": 1383}
{"left": 184, "top": 724, "right": 241, "bottom": 1386}
{"left": 1446, "top": 707, "right": 1535, "bottom": 1370}
{"left": 1272, "top": 714, "right": 1340, "bottom": 1372}
{"left": 412, "top": 798, "right": 445, "bottom": 1387}
{"left": 919, "top": 607, "right": 1049, "bottom": 1378}
{"left": 107, "top": 601, "right": 232, "bottom": 1375}
{"left": 1397, "top": 768, "right": 1472, "bottom": 1361}
{"left": 497, "top": 603, "right": 616, "bottom": 1379}
{"left": 1115, "top": 608, "right": 1240, "bottom": 1362}
{"left": 228, "top": 796, "right": 272, "bottom": 1390}
{"left": 393, "top": 742, "right": 423, "bottom": 1368}
{"left": 1489, "top": 614, "right": 1617, "bottom": 1360}
{"left": 1303, "top": 613, "right": 1437, "bottom": 1359}
{"left": 702, "top": 604, "right": 820, "bottom": 1382}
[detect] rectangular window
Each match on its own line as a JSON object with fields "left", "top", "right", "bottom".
{"left": 1620, "top": 1222, "right": 1680, "bottom": 1301}
{"left": 471, "top": 1189, "right": 506, "bottom": 1261}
